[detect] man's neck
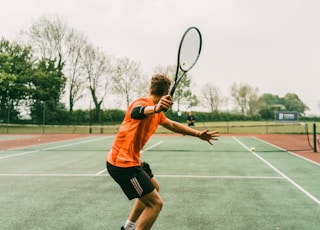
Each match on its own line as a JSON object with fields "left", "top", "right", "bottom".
{"left": 149, "top": 95, "right": 161, "bottom": 104}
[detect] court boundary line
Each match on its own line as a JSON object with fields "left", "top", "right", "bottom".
{"left": 0, "top": 173, "right": 285, "bottom": 179}
{"left": 141, "top": 141, "right": 165, "bottom": 153}
{"left": 233, "top": 136, "right": 320, "bottom": 206}
{"left": 95, "top": 140, "right": 165, "bottom": 175}
{"left": 0, "top": 136, "right": 112, "bottom": 160}
{"left": 155, "top": 175, "right": 284, "bottom": 179}
{"left": 0, "top": 173, "right": 101, "bottom": 177}
{"left": 253, "top": 136, "right": 320, "bottom": 166}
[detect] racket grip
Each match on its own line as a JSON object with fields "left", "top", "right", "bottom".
{"left": 169, "top": 85, "right": 176, "bottom": 97}
{"left": 163, "top": 86, "right": 176, "bottom": 112}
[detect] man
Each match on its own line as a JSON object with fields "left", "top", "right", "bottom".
{"left": 187, "top": 111, "right": 195, "bottom": 126}
{"left": 106, "top": 74, "right": 219, "bottom": 230}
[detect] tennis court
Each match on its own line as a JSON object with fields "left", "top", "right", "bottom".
{"left": 1, "top": 134, "right": 320, "bottom": 230}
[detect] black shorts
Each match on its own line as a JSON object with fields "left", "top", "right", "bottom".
{"left": 106, "top": 162, "right": 155, "bottom": 200}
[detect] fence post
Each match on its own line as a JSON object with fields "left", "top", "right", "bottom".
{"left": 313, "top": 123, "right": 317, "bottom": 153}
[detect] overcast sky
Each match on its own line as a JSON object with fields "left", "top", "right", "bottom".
{"left": 1, "top": 0, "right": 320, "bottom": 115}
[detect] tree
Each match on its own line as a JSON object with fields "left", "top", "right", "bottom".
{"left": 0, "top": 38, "right": 65, "bottom": 123}
{"left": 258, "top": 93, "right": 284, "bottom": 119}
{"left": 0, "top": 55, "right": 16, "bottom": 122}
{"left": 282, "top": 93, "right": 309, "bottom": 115}
{"left": 0, "top": 39, "right": 34, "bottom": 121}
{"left": 82, "top": 43, "right": 112, "bottom": 119}
{"left": 171, "top": 73, "right": 199, "bottom": 111}
{"left": 20, "top": 14, "right": 88, "bottom": 112}
{"left": 201, "top": 83, "right": 223, "bottom": 112}
{"left": 64, "top": 28, "right": 88, "bottom": 112}
{"left": 247, "top": 90, "right": 260, "bottom": 117}
{"left": 230, "top": 82, "right": 259, "bottom": 116}
{"left": 21, "top": 15, "right": 67, "bottom": 68}
{"left": 112, "top": 57, "right": 146, "bottom": 108}
{"left": 30, "top": 58, "right": 66, "bottom": 123}
{"left": 258, "top": 93, "right": 309, "bottom": 119}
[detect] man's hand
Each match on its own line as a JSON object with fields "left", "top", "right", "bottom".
{"left": 198, "top": 129, "right": 220, "bottom": 145}
{"left": 155, "top": 95, "right": 173, "bottom": 112}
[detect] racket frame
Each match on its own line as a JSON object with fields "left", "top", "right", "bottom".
{"left": 169, "top": 26, "right": 202, "bottom": 97}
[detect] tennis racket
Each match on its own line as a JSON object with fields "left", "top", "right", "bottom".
{"left": 169, "top": 26, "right": 202, "bottom": 97}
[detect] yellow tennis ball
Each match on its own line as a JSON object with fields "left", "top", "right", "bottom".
{"left": 250, "top": 147, "right": 255, "bottom": 152}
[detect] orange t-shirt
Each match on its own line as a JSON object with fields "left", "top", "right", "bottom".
{"left": 106, "top": 97, "right": 167, "bottom": 168}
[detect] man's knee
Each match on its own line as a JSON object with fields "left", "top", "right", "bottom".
{"left": 147, "top": 196, "right": 163, "bottom": 210}
{"left": 153, "top": 198, "right": 163, "bottom": 212}
{"left": 141, "top": 191, "right": 163, "bottom": 211}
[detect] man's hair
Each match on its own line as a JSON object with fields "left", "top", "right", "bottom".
{"left": 150, "top": 74, "right": 172, "bottom": 96}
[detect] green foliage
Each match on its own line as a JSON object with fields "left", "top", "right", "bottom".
{"left": 27, "top": 58, "right": 66, "bottom": 123}
{"left": 0, "top": 38, "right": 34, "bottom": 122}
{"left": 258, "top": 93, "right": 309, "bottom": 119}
{"left": 282, "top": 93, "right": 309, "bottom": 115}
{"left": 32, "top": 59, "right": 66, "bottom": 102}
{"left": 103, "top": 109, "right": 126, "bottom": 123}
{"left": 0, "top": 39, "right": 67, "bottom": 124}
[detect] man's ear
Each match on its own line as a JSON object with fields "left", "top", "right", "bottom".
{"left": 164, "top": 89, "right": 169, "bottom": 95}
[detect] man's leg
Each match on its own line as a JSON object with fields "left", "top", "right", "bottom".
{"left": 135, "top": 189, "right": 163, "bottom": 230}
{"left": 125, "top": 177, "right": 160, "bottom": 228}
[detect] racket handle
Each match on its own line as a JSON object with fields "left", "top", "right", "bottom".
{"left": 169, "top": 85, "right": 176, "bottom": 97}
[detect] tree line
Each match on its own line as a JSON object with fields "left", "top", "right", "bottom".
{"left": 0, "top": 15, "right": 312, "bottom": 125}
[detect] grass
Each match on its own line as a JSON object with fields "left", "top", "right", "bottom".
{"left": 0, "top": 121, "right": 319, "bottom": 134}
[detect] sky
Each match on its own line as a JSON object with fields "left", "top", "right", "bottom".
{"left": 1, "top": 0, "right": 320, "bottom": 115}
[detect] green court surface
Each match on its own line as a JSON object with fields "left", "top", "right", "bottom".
{"left": 1, "top": 135, "right": 320, "bottom": 230}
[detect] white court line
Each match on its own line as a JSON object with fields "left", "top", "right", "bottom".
{"left": 0, "top": 173, "right": 100, "bottom": 177}
{"left": 0, "top": 136, "right": 111, "bottom": 160}
{"left": 95, "top": 140, "right": 165, "bottom": 175}
{"left": 0, "top": 173, "right": 284, "bottom": 179}
{"left": 95, "top": 169, "right": 108, "bottom": 176}
{"left": 155, "top": 175, "right": 284, "bottom": 179}
{"left": 233, "top": 136, "right": 320, "bottom": 206}
{"left": 141, "top": 141, "right": 164, "bottom": 153}
{"left": 0, "top": 149, "right": 39, "bottom": 160}
{"left": 253, "top": 136, "right": 320, "bottom": 167}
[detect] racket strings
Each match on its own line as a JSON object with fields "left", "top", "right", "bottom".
{"left": 179, "top": 29, "right": 202, "bottom": 71}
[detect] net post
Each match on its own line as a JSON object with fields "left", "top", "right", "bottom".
{"left": 313, "top": 123, "right": 317, "bottom": 153}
